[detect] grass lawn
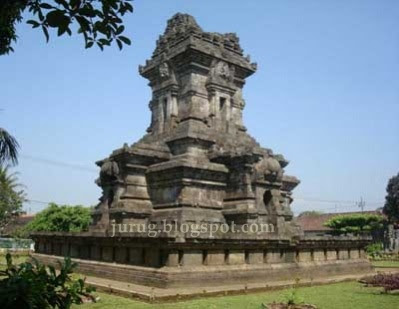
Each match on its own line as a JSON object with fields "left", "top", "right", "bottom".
{"left": 1, "top": 254, "right": 398, "bottom": 308}
{"left": 74, "top": 281, "right": 399, "bottom": 309}
{"left": 0, "top": 253, "right": 30, "bottom": 271}
{"left": 0, "top": 254, "right": 29, "bottom": 263}
{"left": 372, "top": 260, "right": 399, "bottom": 268}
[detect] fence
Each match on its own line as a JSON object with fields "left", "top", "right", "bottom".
{"left": 0, "top": 237, "right": 34, "bottom": 251}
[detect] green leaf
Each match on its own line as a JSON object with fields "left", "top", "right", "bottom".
{"left": 27, "top": 20, "right": 41, "bottom": 28}
{"left": 125, "top": 2, "right": 134, "bottom": 12}
{"left": 78, "top": 7, "right": 96, "bottom": 18}
{"left": 116, "top": 25, "right": 124, "bottom": 35}
{"left": 85, "top": 41, "right": 94, "bottom": 49}
{"left": 58, "top": 26, "right": 67, "bottom": 36}
{"left": 42, "top": 26, "right": 49, "bottom": 42}
{"left": 46, "top": 10, "right": 69, "bottom": 28}
{"left": 55, "top": 0, "right": 69, "bottom": 9}
{"left": 97, "top": 42, "right": 104, "bottom": 51}
{"left": 40, "top": 3, "right": 54, "bottom": 9}
{"left": 118, "top": 35, "right": 131, "bottom": 45}
{"left": 70, "top": 0, "right": 80, "bottom": 9}
{"left": 76, "top": 16, "right": 90, "bottom": 32}
{"left": 98, "top": 38, "right": 110, "bottom": 46}
{"left": 94, "top": 22, "right": 109, "bottom": 35}
{"left": 116, "top": 39, "right": 122, "bottom": 50}
{"left": 38, "top": 9, "right": 45, "bottom": 22}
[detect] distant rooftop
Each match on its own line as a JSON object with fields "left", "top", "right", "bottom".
{"left": 1, "top": 214, "right": 35, "bottom": 237}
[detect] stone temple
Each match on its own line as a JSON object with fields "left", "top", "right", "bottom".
{"left": 32, "top": 13, "right": 372, "bottom": 292}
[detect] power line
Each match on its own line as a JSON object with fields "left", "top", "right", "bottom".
{"left": 20, "top": 154, "right": 98, "bottom": 173}
{"left": 294, "top": 195, "right": 383, "bottom": 206}
{"left": 26, "top": 198, "right": 55, "bottom": 205}
{"left": 19, "top": 153, "right": 385, "bottom": 209}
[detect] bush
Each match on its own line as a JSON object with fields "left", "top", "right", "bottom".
{"left": 360, "top": 273, "right": 399, "bottom": 293}
{"left": 17, "top": 203, "right": 92, "bottom": 238}
{"left": 0, "top": 253, "right": 95, "bottom": 309}
{"left": 366, "top": 242, "right": 384, "bottom": 260}
{"left": 324, "top": 214, "right": 384, "bottom": 235}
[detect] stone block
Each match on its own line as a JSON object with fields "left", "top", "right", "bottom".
{"left": 266, "top": 250, "right": 283, "bottom": 263}
{"left": 349, "top": 249, "right": 360, "bottom": 259}
{"left": 326, "top": 250, "right": 337, "bottom": 261}
{"left": 80, "top": 245, "right": 90, "bottom": 259}
{"left": 129, "top": 248, "right": 144, "bottom": 265}
{"left": 338, "top": 249, "right": 349, "bottom": 260}
{"left": 115, "top": 247, "right": 127, "bottom": 263}
{"left": 247, "top": 251, "right": 264, "bottom": 264}
{"left": 284, "top": 250, "right": 296, "bottom": 263}
{"left": 70, "top": 244, "right": 79, "bottom": 258}
{"left": 45, "top": 242, "right": 52, "bottom": 254}
{"left": 102, "top": 246, "right": 114, "bottom": 262}
{"left": 182, "top": 250, "right": 203, "bottom": 266}
{"left": 90, "top": 246, "right": 101, "bottom": 260}
{"left": 313, "top": 249, "right": 326, "bottom": 261}
{"left": 298, "top": 250, "right": 312, "bottom": 262}
{"left": 145, "top": 248, "right": 160, "bottom": 267}
{"left": 165, "top": 250, "right": 179, "bottom": 267}
{"left": 205, "top": 250, "right": 225, "bottom": 265}
{"left": 38, "top": 241, "right": 45, "bottom": 253}
{"left": 228, "top": 250, "right": 245, "bottom": 265}
{"left": 53, "top": 243, "right": 62, "bottom": 256}
{"left": 61, "top": 243, "right": 69, "bottom": 256}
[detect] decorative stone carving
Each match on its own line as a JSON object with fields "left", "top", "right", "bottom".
{"left": 159, "top": 62, "right": 169, "bottom": 78}
{"left": 216, "top": 61, "right": 231, "bottom": 80}
{"left": 95, "top": 159, "right": 120, "bottom": 186}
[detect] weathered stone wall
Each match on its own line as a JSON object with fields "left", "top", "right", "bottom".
{"left": 32, "top": 233, "right": 370, "bottom": 269}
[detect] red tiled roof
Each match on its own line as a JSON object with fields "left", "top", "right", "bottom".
{"left": 1, "top": 214, "right": 35, "bottom": 236}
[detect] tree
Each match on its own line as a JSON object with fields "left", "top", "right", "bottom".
{"left": 298, "top": 210, "right": 324, "bottom": 217}
{"left": 383, "top": 173, "right": 399, "bottom": 223}
{"left": 25, "top": 203, "right": 91, "bottom": 233}
{"left": 0, "top": 128, "right": 19, "bottom": 166}
{"left": 0, "top": 165, "right": 26, "bottom": 233}
{"left": 0, "top": 0, "right": 133, "bottom": 55}
{"left": 324, "top": 213, "right": 384, "bottom": 235}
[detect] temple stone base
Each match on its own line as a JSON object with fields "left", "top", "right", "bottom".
{"left": 32, "top": 233, "right": 373, "bottom": 289}
{"left": 32, "top": 253, "right": 372, "bottom": 289}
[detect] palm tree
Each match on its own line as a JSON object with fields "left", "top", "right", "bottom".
{"left": 0, "top": 128, "right": 19, "bottom": 165}
{"left": 0, "top": 164, "right": 26, "bottom": 231}
{"left": 0, "top": 165, "right": 23, "bottom": 192}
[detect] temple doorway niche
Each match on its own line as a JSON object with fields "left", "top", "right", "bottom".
{"left": 263, "top": 190, "right": 272, "bottom": 207}
{"left": 107, "top": 188, "right": 114, "bottom": 207}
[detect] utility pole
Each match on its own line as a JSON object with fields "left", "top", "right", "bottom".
{"left": 357, "top": 197, "right": 365, "bottom": 212}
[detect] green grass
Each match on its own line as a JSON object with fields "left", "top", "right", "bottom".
{"left": 0, "top": 253, "right": 30, "bottom": 274}
{"left": 73, "top": 281, "right": 399, "bottom": 309}
{"left": 1, "top": 254, "right": 398, "bottom": 308}
{"left": 372, "top": 260, "right": 399, "bottom": 268}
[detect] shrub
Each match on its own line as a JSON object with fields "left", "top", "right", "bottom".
{"left": 19, "top": 203, "right": 92, "bottom": 238}
{"left": 0, "top": 253, "right": 95, "bottom": 309}
{"left": 365, "top": 242, "right": 384, "bottom": 260}
{"left": 324, "top": 214, "right": 384, "bottom": 235}
{"left": 360, "top": 273, "right": 399, "bottom": 293}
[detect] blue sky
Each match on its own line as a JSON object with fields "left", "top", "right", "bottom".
{"left": 1, "top": 0, "right": 398, "bottom": 215}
